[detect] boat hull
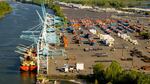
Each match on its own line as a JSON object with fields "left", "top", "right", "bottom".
{"left": 20, "top": 66, "right": 29, "bottom": 71}
{"left": 30, "top": 66, "right": 37, "bottom": 71}
{"left": 20, "top": 66, "right": 37, "bottom": 72}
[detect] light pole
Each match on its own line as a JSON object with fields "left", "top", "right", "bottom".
{"left": 122, "top": 43, "right": 125, "bottom": 58}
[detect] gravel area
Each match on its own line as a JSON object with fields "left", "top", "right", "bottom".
{"left": 47, "top": 6, "right": 150, "bottom": 76}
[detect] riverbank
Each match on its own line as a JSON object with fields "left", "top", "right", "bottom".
{"left": 19, "top": 0, "right": 67, "bottom": 26}
{"left": 0, "top": 1, "right": 12, "bottom": 19}
{"left": 21, "top": 0, "right": 65, "bottom": 18}
{"left": 37, "top": 74, "right": 87, "bottom": 84}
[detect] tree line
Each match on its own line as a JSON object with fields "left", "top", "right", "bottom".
{"left": 59, "top": 0, "right": 146, "bottom": 8}
{"left": 92, "top": 61, "right": 150, "bottom": 84}
{"left": 31, "top": 0, "right": 66, "bottom": 25}
{"left": 29, "top": 0, "right": 65, "bottom": 19}
{"left": 0, "top": 1, "right": 12, "bottom": 18}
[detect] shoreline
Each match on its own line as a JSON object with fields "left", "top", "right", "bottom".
{"left": 0, "top": 2, "right": 12, "bottom": 19}
{"left": 0, "top": 11, "right": 12, "bottom": 19}
{"left": 37, "top": 74, "right": 88, "bottom": 84}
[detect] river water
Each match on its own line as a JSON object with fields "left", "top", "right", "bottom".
{"left": 0, "top": 2, "right": 53, "bottom": 84}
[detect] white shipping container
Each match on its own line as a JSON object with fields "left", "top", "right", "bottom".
{"left": 76, "top": 63, "right": 84, "bottom": 71}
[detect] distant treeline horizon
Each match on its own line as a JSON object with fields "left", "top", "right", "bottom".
{"left": 59, "top": 0, "right": 149, "bottom": 8}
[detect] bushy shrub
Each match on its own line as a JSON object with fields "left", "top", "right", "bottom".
{"left": 140, "top": 31, "right": 150, "bottom": 39}
{"left": 105, "top": 61, "right": 123, "bottom": 82}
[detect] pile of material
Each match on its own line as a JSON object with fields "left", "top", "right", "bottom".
{"left": 118, "top": 33, "right": 138, "bottom": 45}
{"left": 98, "top": 34, "right": 115, "bottom": 47}
{"left": 80, "top": 19, "right": 94, "bottom": 27}
{"left": 84, "top": 47, "right": 102, "bottom": 52}
{"left": 141, "top": 66, "right": 150, "bottom": 70}
{"left": 130, "top": 48, "right": 150, "bottom": 63}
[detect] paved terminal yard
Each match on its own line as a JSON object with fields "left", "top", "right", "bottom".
{"left": 47, "top": 6, "right": 150, "bottom": 76}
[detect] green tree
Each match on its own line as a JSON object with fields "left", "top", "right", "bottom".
{"left": 93, "top": 63, "right": 106, "bottom": 84}
{"left": 105, "top": 61, "right": 123, "bottom": 83}
{"left": 0, "top": 1, "right": 12, "bottom": 18}
{"left": 140, "top": 31, "right": 150, "bottom": 39}
{"left": 92, "top": 61, "right": 150, "bottom": 84}
{"left": 116, "top": 70, "right": 140, "bottom": 84}
{"left": 93, "top": 63, "right": 105, "bottom": 74}
{"left": 138, "top": 74, "right": 150, "bottom": 84}
{"left": 94, "top": 79, "right": 98, "bottom": 84}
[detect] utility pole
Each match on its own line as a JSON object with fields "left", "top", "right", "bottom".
{"left": 131, "top": 47, "right": 136, "bottom": 69}
{"left": 122, "top": 43, "right": 124, "bottom": 58}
